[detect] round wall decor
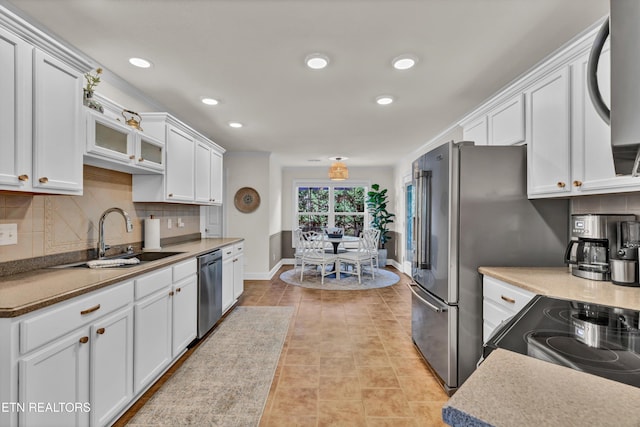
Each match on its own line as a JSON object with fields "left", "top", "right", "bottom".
{"left": 234, "top": 187, "right": 261, "bottom": 213}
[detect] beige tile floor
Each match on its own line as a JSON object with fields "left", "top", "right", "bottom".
{"left": 244, "top": 266, "right": 449, "bottom": 427}
{"left": 117, "top": 265, "right": 449, "bottom": 426}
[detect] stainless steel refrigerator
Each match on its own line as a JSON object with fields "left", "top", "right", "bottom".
{"left": 410, "top": 141, "right": 568, "bottom": 395}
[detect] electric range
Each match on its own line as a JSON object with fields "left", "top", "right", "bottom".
{"left": 483, "top": 295, "right": 640, "bottom": 388}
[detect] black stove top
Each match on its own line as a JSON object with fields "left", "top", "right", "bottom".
{"left": 484, "top": 295, "right": 640, "bottom": 388}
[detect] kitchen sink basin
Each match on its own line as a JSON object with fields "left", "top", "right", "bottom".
{"left": 50, "top": 251, "right": 185, "bottom": 269}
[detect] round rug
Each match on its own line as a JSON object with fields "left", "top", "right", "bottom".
{"left": 279, "top": 267, "right": 400, "bottom": 290}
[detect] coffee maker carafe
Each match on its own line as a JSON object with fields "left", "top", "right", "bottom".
{"left": 565, "top": 214, "right": 635, "bottom": 281}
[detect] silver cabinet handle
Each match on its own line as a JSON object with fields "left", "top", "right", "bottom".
{"left": 408, "top": 283, "right": 447, "bottom": 313}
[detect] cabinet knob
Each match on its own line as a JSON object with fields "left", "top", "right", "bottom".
{"left": 96, "top": 327, "right": 106, "bottom": 335}
{"left": 39, "top": 177, "right": 49, "bottom": 184}
{"left": 176, "top": 288, "right": 181, "bottom": 293}
{"left": 79, "top": 336, "right": 89, "bottom": 344}
{"left": 129, "top": 155, "right": 135, "bottom": 160}
{"left": 168, "top": 193, "right": 173, "bottom": 197}
{"left": 169, "top": 291, "right": 175, "bottom": 296}
{"left": 573, "top": 180, "right": 583, "bottom": 187}
{"left": 556, "top": 181, "right": 566, "bottom": 188}
{"left": 18, "top": 174, "right": 29, "bottom": 182}
{"left": 138, "top": 157, "right": 144, "bottom": 162}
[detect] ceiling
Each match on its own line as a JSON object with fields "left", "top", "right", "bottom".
{"left": 4, "top": 0, "right": 608, "bottom": 167}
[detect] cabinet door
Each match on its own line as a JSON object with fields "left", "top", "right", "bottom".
{"left": 462, "top": 116, "right": 487, "bottom": 146}
{"left": 133, "top": 288, "right": 172, "bottom": 394}
{"left": 136, "top": 133, "right": 164, "bottom": 172}
{"left": 172, "top": 276, "right": 197, "bottom": 358}
{"left": 233, "top": 252, "right": 244, "bottom": 300}
{"left": 0, "top": 27, "right": 32, "bottom": 190}
{"left": 194, "top": 140, "right": 212, "bottom": 204}
{"left": 487, "top": 94, "right": 525, "bottom": 146}
{"left": 166, "top": 126, "right": 195, "bottom": 202}
{"left": 527, "top": 67, "right": 571, "bottom": 197}
{"left": 19, "top": 328, "right": 90, "bottom": 427}
{"left": 210, "top": 149, "right": 223, "bottom": 204}
{"left": 222, "top": 255, "right": 235, "bottom": 312}
{"left": 32, "top": 49, "right": 83, "bottom": 194}
{"left": 86, "top": 110, "right": 135, "bottom": 164}
{"left": 91, "top": 306, "right": 133, "bottom": 427}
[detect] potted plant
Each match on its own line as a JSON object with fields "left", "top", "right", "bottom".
{"left": 366, "top": 183, "right": 395, "bottom": 267}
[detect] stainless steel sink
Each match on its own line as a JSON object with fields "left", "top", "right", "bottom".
{"left": 50, "top": 251, "right": 185, "bottom": 269}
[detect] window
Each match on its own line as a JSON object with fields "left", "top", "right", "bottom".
{"left": 295, "top": 181, "right": 368, "bottom": 237}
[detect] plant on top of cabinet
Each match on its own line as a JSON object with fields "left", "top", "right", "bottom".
{"left": 83, "top": 67, "right": 103, "bottom": 112}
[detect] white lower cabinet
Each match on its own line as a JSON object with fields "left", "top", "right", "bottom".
{"left": 0, "top": 257, "right": 200, "bottom": 427}
{"left": 19, "top": 327, "right": 91, "bottom": 427}
{"left": 172, "top": 275, "right": 197, "bottom": 358}
{"left": 482, "top": 275, "right": 535, "bottom": 343}
{"left": 222, "top": 242, "right": 245, "bottom": 313}
{"left": 16, "top": 281, "right": 133, "bottom": 427}
{"left": 90, "top": 307, "right": 134, "bottom": 427}
{"left": 222, "top": 246, "right": 235, "bottom": 312}
{"left": 133, "top": 288, "right": 172, "bottom": 394}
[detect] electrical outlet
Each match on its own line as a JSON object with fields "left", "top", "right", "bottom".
{"left": 0, "top": 224, "right": 18, "bottom": 246}
{"left": 177, "top": 217, "right": 185, "bottom": 228}
{"left": 167, "top": 218, "right": 172, "bottom": 229}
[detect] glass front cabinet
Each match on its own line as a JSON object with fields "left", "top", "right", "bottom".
{"left": 85, "top": 109, "right": 164, "bottom": 174}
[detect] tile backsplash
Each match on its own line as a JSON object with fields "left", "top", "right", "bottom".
{"left": 0, "top": 166, "right": 200, "bottom": 263}
{"left": 571, "top": 192, "right": 640, "bottom": 218}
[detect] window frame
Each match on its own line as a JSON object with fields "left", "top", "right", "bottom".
{"left": 293, "top": 179, "right": 370, "bottom": 246}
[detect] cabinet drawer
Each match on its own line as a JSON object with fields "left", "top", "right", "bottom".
{"left": 483, "top": 276, "right": 535, "bottom": 314}
{"left": 233, "top": 242, "right": 244, "bottom": 253}
{"left": 135, "top": 267, "right": 173, "bottom": 300}
{"left": 20, "top": 281, "right": 133, "bottom": 354}
{"left": 173, "top": 258, "right": 197, "bottom": 282}
{"left": 222, "top": 245, "right": 234, "bottom": 261}
{"left": 483, "top": 298, "right": 514, "bottom": 328}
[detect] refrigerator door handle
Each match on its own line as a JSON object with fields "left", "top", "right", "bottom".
{"left": 408, "top": 283, "right": 448, "bottom": 313}
{"left": 414, "top": 169, "right": 432, "bottom": 269}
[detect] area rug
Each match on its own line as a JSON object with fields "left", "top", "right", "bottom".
{"left": 279, "top": 267, "right": 400, "bottom": 290}
{"left": 126, "top": 306, "right": 293, "bottom": 426}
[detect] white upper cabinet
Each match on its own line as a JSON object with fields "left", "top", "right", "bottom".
{"left": 526, "top": 67, "right": 572, "bottom": 197}
{"left": 32, "top": 50, "right": 84, "bottom": 193}
{"left": 462, "top": 116, "right": 487, "bottom": 146}
{"left": 0, "top": 14, "right": 90, "bottom": 195}
{"left": 84, "top": 108, "right": 165, "bottom": 174}
{"left": 0, "top": 26, "right": 31, "bottom": 190}
{"left": 133, "top": 113, "right": 225, "bottom": 205}
{"left": 487, "top": 93, "right": 525, "bottom": 146}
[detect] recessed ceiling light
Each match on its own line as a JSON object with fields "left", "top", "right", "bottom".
{"left": 375, "top": 96, "right": 394, "bottom": 105}
{"left": 228, "top": 122, "right": 243, "bottom": 128}
{"left": 128, "top": 57, "right": 152, "bottom": 68}
{"left": 392, "top": 55, "right": 417, "bottom": 70}
{"left": 201, "top": 98, "right": 219, "bottom": 105}
{"left": 305, "top": 53, "right": 329, "bottom": 70}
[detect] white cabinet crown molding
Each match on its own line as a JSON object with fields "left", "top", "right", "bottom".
{"left": 458, "top": 16, "right": 607, "bottom": 129}
{"left": 0, "top": 3, "right": 91, "bottom": 72}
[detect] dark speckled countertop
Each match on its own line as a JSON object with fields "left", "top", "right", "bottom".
{"left": 0, "top": 238, "right": 242, "bottom": 318}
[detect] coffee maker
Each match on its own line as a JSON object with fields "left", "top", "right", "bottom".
{"left": 565, "top": 214, "right": 635, "bottom": 281}
{"left": 611, "top": 221, "right": 640, "bottom": 286}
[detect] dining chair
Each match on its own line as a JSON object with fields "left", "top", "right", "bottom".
{"left": 293, "top": 228, "right": 304, "bottom": 273}
{"left": 361, "top": 229, "right": 381, "bottom": 274}
{"left": 300, "top": 231, "right": 339, "bottom": 284}
{"left": 338, "top": 236, "right": 375, "bottom": 284}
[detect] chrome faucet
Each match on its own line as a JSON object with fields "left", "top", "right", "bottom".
{"left": 98, "top": 207, "right": 134, "bottom": 258}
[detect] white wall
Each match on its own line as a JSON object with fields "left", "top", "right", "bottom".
{"left": 269, "top": 155, "right": 283, "bottom": 235}
{"left": 224, "top": 152, "right": 271, "bottom": 277}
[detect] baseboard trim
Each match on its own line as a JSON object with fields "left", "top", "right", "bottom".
{"left": 243, "top": 260, "right": 284, "bottom": 280}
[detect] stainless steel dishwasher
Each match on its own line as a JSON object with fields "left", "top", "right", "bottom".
{"left": 197, "top": 249, "right": 223, "bottom": 338}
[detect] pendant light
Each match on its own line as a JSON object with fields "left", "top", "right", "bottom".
{"left": 328, "top": 157, "right": 349, "bottom": 181}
